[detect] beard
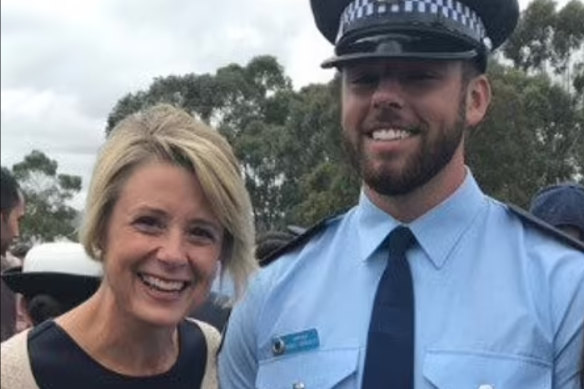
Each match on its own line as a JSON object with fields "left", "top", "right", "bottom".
{"left": 343, "top": 98, "right": 466, "bottom": 196}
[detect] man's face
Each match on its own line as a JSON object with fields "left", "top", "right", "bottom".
{"left": 341, "top": 59, "right": 474, "bottom": 196}
{"left": 0, "top": 195, "right": 25, "bottom": 256}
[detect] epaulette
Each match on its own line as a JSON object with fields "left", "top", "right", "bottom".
{"left": 259, "top": 210, "right": 349, "bottom": 267}
{"left": 507, "top": 204, "right": 584, "bottom": 252}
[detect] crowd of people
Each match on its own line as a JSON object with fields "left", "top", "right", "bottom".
{"left": 1, "top": 0, "right": 583, "bottom": 387}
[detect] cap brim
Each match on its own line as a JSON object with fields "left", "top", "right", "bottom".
{"left": 321, "top": 49, "right": 479, "bottom": 68}
{"left": 1, "top": 271, "right": 101, "bottom": 300}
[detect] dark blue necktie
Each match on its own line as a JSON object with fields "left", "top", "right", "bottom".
{"left": 362, "top": 226, "right": 416, "bottom": 389}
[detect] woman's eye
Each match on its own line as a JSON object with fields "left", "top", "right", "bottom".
{"left": 189, "top": 227, "right": 217, "bottom": 242}
{"left": 134, "top": 216, "right": 163, "bottom": 231}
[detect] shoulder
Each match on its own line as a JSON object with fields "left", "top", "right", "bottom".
{"left": 495, "top": 202, "right": 584, "bottom": 293}
{"left": 1, "top": 329, "right": 30, "bottom": 364}
{"left": 184, "top": 318, "right": 221, "bottom": 353}
{"left": 259, "top": 210, "right": 349, "bottom": 267}
{"left": 185, "top": 318, "right": 220, "bottom": 389}
{"left": 1, "top": 330, "right": 38, "bottom": 389}
{"left": 505, "top": 203, "right": 584, "bottom": 252}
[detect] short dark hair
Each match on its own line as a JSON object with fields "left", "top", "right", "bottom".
{"left": 26, "top": 294, "right": 66, "bottom": 325}
{"left": 256, "top": 230, "right": 297, "bottom": 263}
{"left": 461, "top": 59, "right": 482, "bottom": 85}
{"left": 1, "top": 167, "right": 21, "bottom": 214}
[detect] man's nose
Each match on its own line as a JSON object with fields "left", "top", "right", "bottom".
{"left": 371, "top": 77, "right": 405, "bottom": 110}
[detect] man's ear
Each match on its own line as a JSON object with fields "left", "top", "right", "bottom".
{"left": 465, "top": 75, "right": 491, "bottom": 128}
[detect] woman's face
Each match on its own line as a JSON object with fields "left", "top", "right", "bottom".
{"left": 102, "top": 161, "right": 224, "bottom": 327}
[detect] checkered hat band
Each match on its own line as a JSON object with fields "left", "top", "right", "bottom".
{"left": 337, "top": 0, "right": 487, "bottom": 44}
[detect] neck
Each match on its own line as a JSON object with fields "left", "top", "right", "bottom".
{"left": 365, "top": 148, "right": 467, "bottom": 223}
{"left": 57, "top": 283, "right": 179, "bottom": 377}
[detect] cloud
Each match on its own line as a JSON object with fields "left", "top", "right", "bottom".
{"left": 1, "top": 0, "right": 337, "bottom": 212}
{"left": 1, "top": 87, "right": 103, "bottom": 207}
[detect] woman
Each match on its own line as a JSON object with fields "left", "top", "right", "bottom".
{"left": 1, "top": 104, "right": 257, "bottom": 388}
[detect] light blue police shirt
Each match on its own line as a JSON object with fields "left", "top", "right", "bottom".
{"left": 219, "top": 171, "right": 584, "bottom": 388}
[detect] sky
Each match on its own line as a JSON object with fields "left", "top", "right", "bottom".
{"left": 0, "top": 0, "right": 559, "bottom": 210}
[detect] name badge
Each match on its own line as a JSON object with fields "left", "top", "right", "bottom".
{"left": 272, "top": 328, "right": 320, "bottom": 356}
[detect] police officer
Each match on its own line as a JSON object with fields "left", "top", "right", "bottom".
{"left": 218, "top": 0, "right": 584, "bottom": 387}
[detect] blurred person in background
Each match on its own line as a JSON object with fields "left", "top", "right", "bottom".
{"left": 0, "top": 168, "right": 25, "bottom": 261}
{"left": 2, "top": 242, "right": 102, "bottom": 330}
{"left": 530, "top": 183, "right": 584, "bottom": 387}
{"left": 1, "top": 104, "right": 256, "bottom": 389}
{"left": 255, "top": 227, "right": 304, "bottom": 265}
{"left": 8, "top": 243, "right": 31, "bottom": 332}
{"left": 1, "top": 168, "right": 25, "bottom": 341}
{"left": 530, "top": 182, "right": 584, "bottom": 243}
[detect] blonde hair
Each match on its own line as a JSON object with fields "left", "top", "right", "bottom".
{"left": 80, "top": 104, "right": 257, "bottom": 299}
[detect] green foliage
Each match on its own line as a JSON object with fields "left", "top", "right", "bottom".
{"left": 504, "top": 0, "right": 557, "bottom": 72}
{"left": 552, "top": 0, "right": 584, "bottom": 73}
{"left": 107, "top": 56, "right": 297, "bottom": 231}
{"left": 10, "top": 150, "right": 81, "bottom": 244}
{"left": 281, "top": 77, "right": 359, "bottom": 225}
{"left": 503, "top": 0, "right": 584, "bottom": 93}
{"left": 105, "top": 57, "right": 358, "bottom": 231}
{"left": 481, "top": 0, "right": 584, "bottom": 206}
{"left": 467, "top": 63, "right": 583, "bottom": 207}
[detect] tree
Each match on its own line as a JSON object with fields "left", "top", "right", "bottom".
{"left": 467, "top": 63, "right": 583, "bottom": 207}
{"left": 503, "top": 0, "right": 557, "bottom": 72}
{"left": 503, "top": 0, "right": 584, "bottom": 94}
{"left": 479, "top": 0, "right": 584, "bottom": 207}
{"left": 280, "top": 76, "right": 359, "bottom": 226}
{"left": 10, "top": 150, "right": 82, "bottom": 244}
{"left": 106, "top": 56, "right": 300, "bottom": 232}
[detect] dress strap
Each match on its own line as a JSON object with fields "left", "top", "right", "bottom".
{"left": 186, "top": 318, "right": 220, "bottom": 389}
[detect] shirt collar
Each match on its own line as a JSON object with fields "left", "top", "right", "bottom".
{"left": 354, "top": 192, "right": 400, "bottom": 263}
{"left": 354, "top": 169, "right": 487, "bottom": 269}
{"left": 409, "top": 170, "right": 487, "bottom": 268}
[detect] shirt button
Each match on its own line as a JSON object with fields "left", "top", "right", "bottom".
{"left": 478, "top": 385, "right": 494, "bottom": 389}
{"left": 292, "top": 382, "right": 305, "bottom": 389}
{"left": 272, "top": 338, "right": 286, "bottom": 356}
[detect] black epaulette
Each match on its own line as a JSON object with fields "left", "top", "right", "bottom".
{"left": 259, "top": 210, "right": 348, "bottom": 267}
{"left": 507, "top": 204, "right": 584, "bottom": 252}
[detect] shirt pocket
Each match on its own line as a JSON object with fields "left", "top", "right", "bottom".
{"left": 423, "top": 349, "right": 552, "bottom": 389}
{"left": 256, "top": 347, "right": 359, "bottom": 389}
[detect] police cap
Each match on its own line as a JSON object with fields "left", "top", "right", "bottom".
{"left": 530, "top": 183, "right": 584, "bottom": 236}
{"left": 311, "top": 0, "right": 519, "bottom": 71}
